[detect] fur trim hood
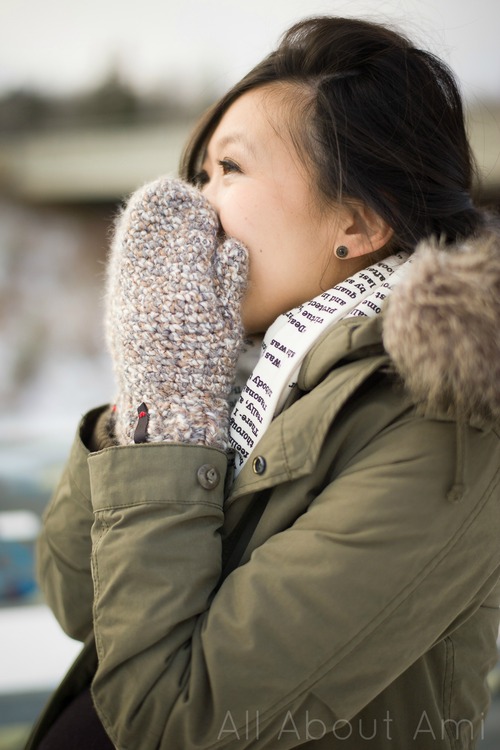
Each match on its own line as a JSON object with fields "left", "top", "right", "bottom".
{"left": 383, "top": 230, "right": 500, "bottom": 428}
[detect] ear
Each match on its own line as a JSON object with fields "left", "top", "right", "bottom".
{"left": 337, "top": 202, "right": 393, "bottom": 259}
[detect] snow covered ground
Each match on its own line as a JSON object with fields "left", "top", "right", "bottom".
{"left": 0, "top": 198, "right": 111, "bottom": 732}
{"left": 0, "top": 197, "right": 114, "bottom": 443}
{"left": 0, "top": 604, "right": 82, "bottom": 695}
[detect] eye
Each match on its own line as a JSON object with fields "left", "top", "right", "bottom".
{"left": 218, "top": 158, "right": 242, "bottom": 176}
{"left": 192, "top": 169, "right": 209, "bottom": 188}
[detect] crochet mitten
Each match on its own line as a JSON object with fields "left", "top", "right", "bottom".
{"left": 105, "top": 177, "right": 248, "bottom": 449}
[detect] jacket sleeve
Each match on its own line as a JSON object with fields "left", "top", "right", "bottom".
{"left": 36, "top": 407, "right": 114, "bottom": 641}
{"left": 88, "top": 415, "right": 500, "bottom": 749}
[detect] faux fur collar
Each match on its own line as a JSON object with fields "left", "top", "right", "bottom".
{"left": 383, "top": 231, "right": 500, "bottom": 428}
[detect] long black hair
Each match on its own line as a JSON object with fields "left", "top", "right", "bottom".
{"left": 181, "top": 16, "right": 486, "bottom": 252}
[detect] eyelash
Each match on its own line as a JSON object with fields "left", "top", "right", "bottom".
{"left": 193, "top": 158, "right": 241, "bottom": 187}
{"left": 218, "top": 158, "right": 241, "bottom": 175}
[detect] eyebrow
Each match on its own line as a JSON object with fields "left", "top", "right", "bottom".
{"left": 204, "top": 132, "right": 257, "bottom": 162}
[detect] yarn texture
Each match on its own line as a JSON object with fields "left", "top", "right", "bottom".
{"left": 105, "top": 177, "right": 248, "bottom": 448}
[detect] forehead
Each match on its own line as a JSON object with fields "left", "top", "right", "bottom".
{"left": 206, "top": 86, "right": 291, "bottom": 155}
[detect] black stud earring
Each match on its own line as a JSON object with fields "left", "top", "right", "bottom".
{"left": 335, "top": 245, "right": 349, "bottom": 259}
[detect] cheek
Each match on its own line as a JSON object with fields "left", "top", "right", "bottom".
{"left": 246, "top": 245, "right": 283, "bottom": 306}
{"left": 219, "top": 191, "right": 264, "bottom": 246}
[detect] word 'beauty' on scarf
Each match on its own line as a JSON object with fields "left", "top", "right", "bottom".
{"left": 229, "top": 251, "right": 411, "bottom": 478}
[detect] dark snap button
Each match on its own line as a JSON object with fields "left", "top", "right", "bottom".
{"left": 252, "top": 456, "right": 267, "bottom": 475}
{"left": 197, "top": 464, "right": 220, "bottom": 490}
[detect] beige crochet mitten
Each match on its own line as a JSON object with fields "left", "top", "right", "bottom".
{"left": 105, "top": 177, "right": 248, "bottom": 449}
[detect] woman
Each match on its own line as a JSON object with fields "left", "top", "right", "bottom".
{"left": 29, "top": 16, "right": 500, "bottom": 750}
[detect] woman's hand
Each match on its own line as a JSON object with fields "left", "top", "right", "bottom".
{"left": 105, "top": 177, "right": 248, "bottom": 448}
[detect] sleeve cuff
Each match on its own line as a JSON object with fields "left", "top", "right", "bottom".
{"left": 79, "top": 405, "right": 117, "bottom": 452}
{"left": 88, "top": 442, "right": 228, "bottom": 511}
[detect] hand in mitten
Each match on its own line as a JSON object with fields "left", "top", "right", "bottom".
{"left": 105, "top": 177, "right": 248, "bottom": 449}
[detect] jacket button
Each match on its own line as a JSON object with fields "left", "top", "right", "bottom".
{"left": 197, "top": 464, "right": 220, "bottom": 490}
{"left": 252, "top": 456, "right": 267, "bottom": 475}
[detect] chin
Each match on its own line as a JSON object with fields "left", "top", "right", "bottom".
{"left": 243, "top": 322, "right": 266, "bottom": 336}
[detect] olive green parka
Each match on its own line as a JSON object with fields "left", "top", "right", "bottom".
{"left": 30, "top": 234, "right": 500, "bottom": 749}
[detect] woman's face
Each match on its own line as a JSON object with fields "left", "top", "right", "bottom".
{"left": 200, "top": 86, "right": 350, "bottom": 334}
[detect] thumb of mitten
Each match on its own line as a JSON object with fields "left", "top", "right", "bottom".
{"left": 212, "top": 237, "right": 249, "bottom": 315}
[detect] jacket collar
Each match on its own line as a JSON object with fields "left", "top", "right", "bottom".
{"left": 297, "top": 316, "right": 384, "bottom": 393}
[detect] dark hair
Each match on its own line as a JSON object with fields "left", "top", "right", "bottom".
{"left": 181, "top": 16, "right": 486, "bottom": 252}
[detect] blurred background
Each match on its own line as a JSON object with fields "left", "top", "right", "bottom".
{"left": 0, "top": 0, "right": 499, "bottom": 747}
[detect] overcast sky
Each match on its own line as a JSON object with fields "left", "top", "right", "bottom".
{"left": 1, "top": 0, "right": 499, "bottom": 101}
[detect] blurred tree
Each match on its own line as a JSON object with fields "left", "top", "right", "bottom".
{"left": 0, "top": 89, "right": 50, "bottom": 133}
{"left": 74, "top": 67, "right": 140, "bottom": 125}
{"left": 0, "top": 67, "right": 210, "bottom": 134}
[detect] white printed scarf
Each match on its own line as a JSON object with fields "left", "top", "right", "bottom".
{"left": 229, "top": 250, "right": 411, "bottom": 478}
